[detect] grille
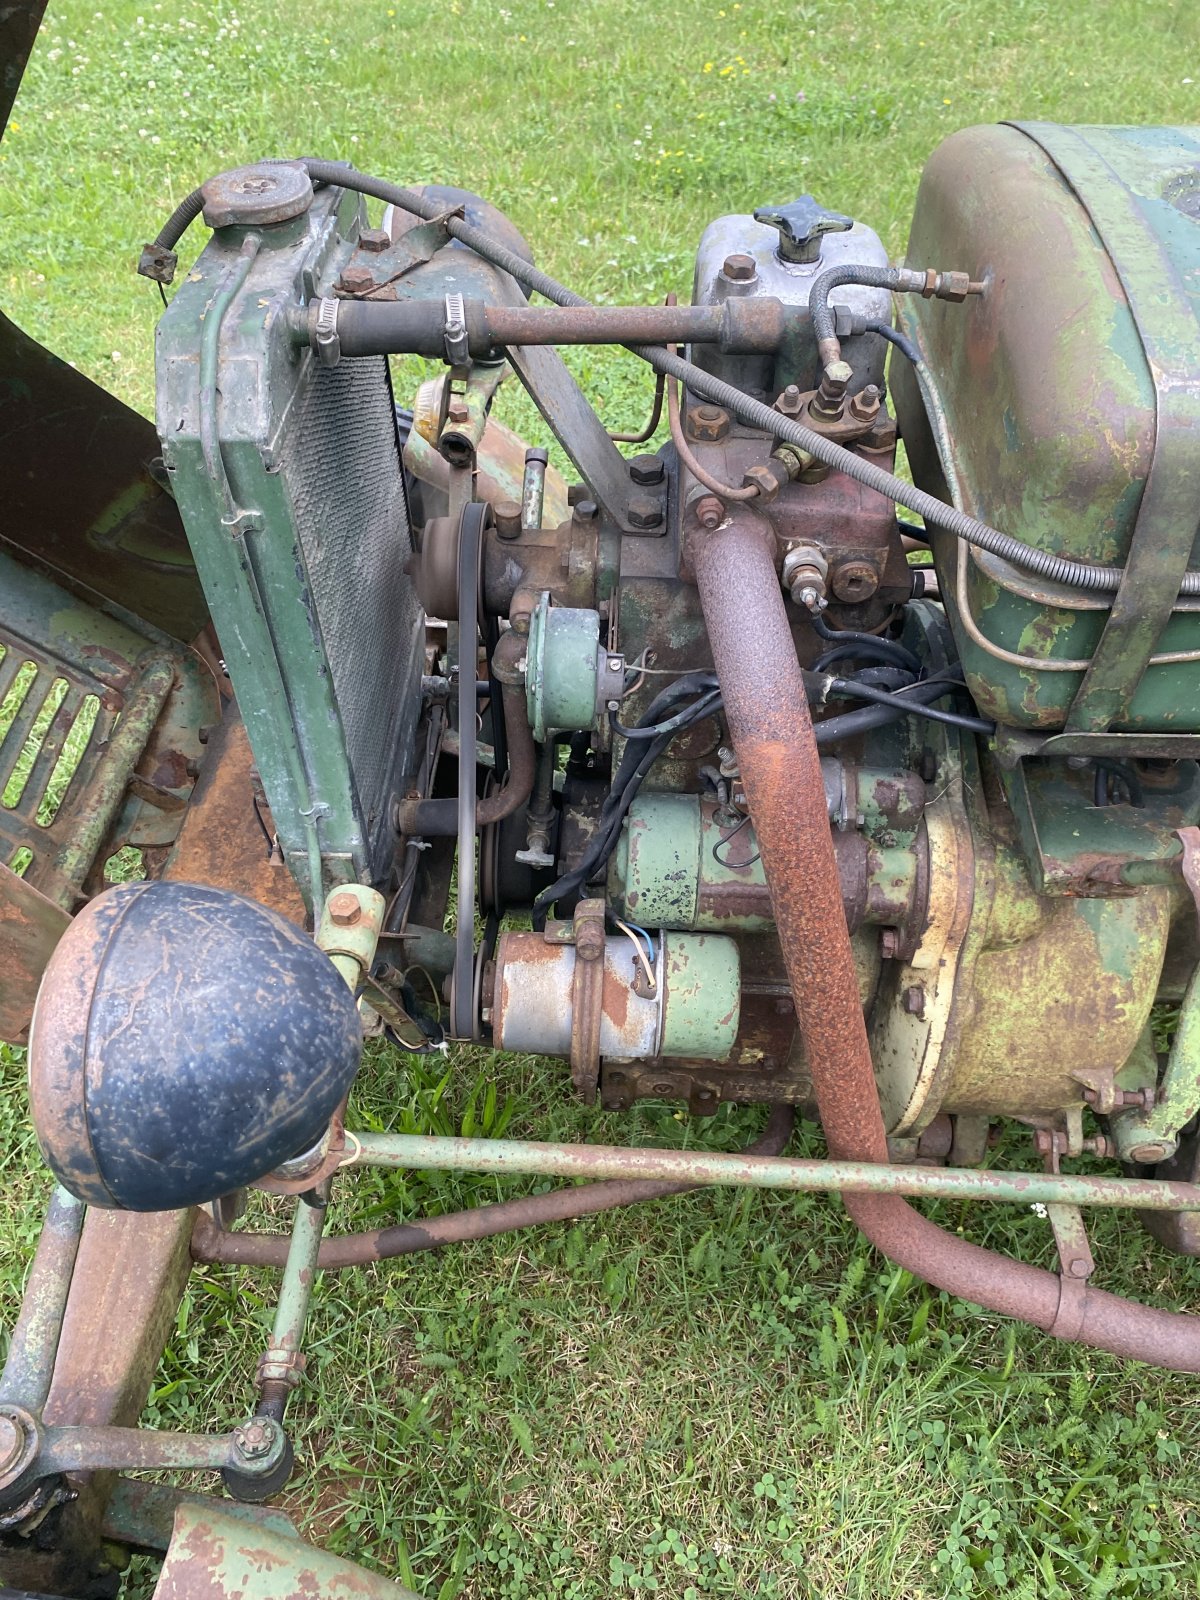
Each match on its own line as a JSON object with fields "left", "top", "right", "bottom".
{"left": 278, "top": 355, "right": 422, "bottom": 869}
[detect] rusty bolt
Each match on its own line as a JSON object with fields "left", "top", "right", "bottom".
{"left": 743, "top": 459, "right": 788, "bottom": 503}
{"left": 572, "top": 498, "right": 599, "bottom": 523}
{"left": 337, "top": 265, "right": 375, "bottom": 295}
{"left": 813, "top": 360, "right": 853, "bottom": 416}
{"left": 447, "top": 399, "right": 470, "bottom": 424}
{"left": 721, "top": 253, "right": 757, "bottom": 282}
{"left": 686, "top": 404, "right": 730, "bottom": 442}
{"left": 0, "top": 1415, "right": 23, "bottom": 1474}
{"left": 628, "top": 493, "right": 664, "bottom": 530}
{"left": 328, "top": 891, "right": 362, "bottom": 927}
{"left": 233, "top": 1419, "right": 276, "bottom": 1461}
{"left": 901, "top": 984, "right": 926, "bottom": 1017}
{"left": 879, "top": 928, "right": 899, "bottom": 960}
{"left": 359, "top": 227, "right": 391, "bottom": 253}
{"left": 861, "top": 413, "right": 898, "bottom": 453}
{"left": 1067, "top": 1257, "right": 1091, "bottom": 1279}
{"left": 849, "top": 383, "right": 882, "bottom": 423}
{"left": 576, "top": 928, "right": 605, "bottom": 962}
{"left": 774, "top": 384, "right": 804, "bottom": 418}
{"left": 832, "top": 560, "right": 880, "bottom": 603}
{"left": 694, "top": 494, "right": 725, "bottom": 531}
{"left": 629, "top": 453, "right": 665, "bottom": 486}
{"left": 494, "top": 499, "right": 522, "bottom": 539}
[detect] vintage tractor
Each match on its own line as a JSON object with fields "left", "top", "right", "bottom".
{"left": 3, "top": 0, "right": 1200, "bottom": 1585}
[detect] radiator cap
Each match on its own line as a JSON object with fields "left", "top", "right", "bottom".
{"left": 202, "top": 162, "right": 314, "bottom": 229}
{"left": 29, "top": 880, "right": 361, "bottom": 1210}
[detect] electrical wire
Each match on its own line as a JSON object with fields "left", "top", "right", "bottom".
{"left": 827, "top": 676, "right": 995, "bottom": 734}
{"left": 808, "top": 612, "right": 923, "bottom": 674}
{"left": 712, "top": 812, "right": 760, "bottom": 870}
{"left": 614, "top": 918, "right": 656, "bottom": 992}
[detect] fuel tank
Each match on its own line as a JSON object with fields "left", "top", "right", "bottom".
{"left": 893, "top": 123, "right": 1200, "bottom": 733}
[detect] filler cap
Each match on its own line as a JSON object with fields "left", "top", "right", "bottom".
{"left": 753, "top": 196, "right": 853, "bottom": 264}
{"left": 201, "top": 162, "right": 314, "bottom": 230}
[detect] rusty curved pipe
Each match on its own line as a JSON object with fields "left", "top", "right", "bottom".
{"left": 693, "top": 509, "right": 1200, "bottom": 1373}
{"left": 397, "top": 631, "right": 535, "bottom": 837}
{"left": 192, "top": 1106, "right": 795, "bottom": 1270}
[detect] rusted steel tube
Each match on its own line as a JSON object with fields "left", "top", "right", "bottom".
{"left": 308, "top": 296, "right": 788, "bottom": 360}
{"left": 191, "top": 1107, "right": 795, "bottom": 1270}
{"left": 0, "top": 1187, "right": 85, "bottom": 1410}
{"left": 693, "top": 509, "right": 1200, "bottom": 1372}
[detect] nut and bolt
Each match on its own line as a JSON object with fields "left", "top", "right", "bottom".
{"left": 721, "top": 253, "right": 757, "bottom": 282}
{"left": 774, "top": 384, "right": 804, "bottom": 419}
{"left": 812, "top": 360, "right": 854, "bottom": 417}
{"left": 686, "top": 404, "right": 730, "bottom": 443}
{"left": 629, "top": 453, "right": 666, "bottom": 487}
{"left": 628, "top": 493, "right": 664, "bottom": 530}
{"left": 832, "top": 560, "right": 880, "bottom": 603}
{"left": 743, "top": 459, "right": 789, "bottom": 502}
{"left": 233, "top": 1419, "right": 276, "bottom": 1462}
{"left": 694, "top": 494, "right": 725, "bottom": 531}
{"left": 572, "top": 498, "right": 599, "bottom": 523}
{"left": 782, "top": 544, "right": 828, "bottom": 610}
{"left": 359, "top": 227, "right": 391, "bottom": 253}
{"left": 328, "top": 891, "right": 362, "bottom": 928}
{"left": 494, "top": 499, "right": 523, "bottom": 539}
{"left": 849, "top": 383, "right": 882, "bottom": 423}
{"left": 337, "top": 265, "right": 375, "bottom": 295}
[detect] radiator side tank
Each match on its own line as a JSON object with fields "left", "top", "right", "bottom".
{"left": 892, "top": 123, "right": 1200, "bottom": 732}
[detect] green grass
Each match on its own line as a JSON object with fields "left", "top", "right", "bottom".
{"left": 4, "top": 0, "right": 1200, "bottom": 1595}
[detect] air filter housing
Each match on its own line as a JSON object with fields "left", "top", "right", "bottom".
{"left": 155, "top": 168, "right": 424, "bottom": 904}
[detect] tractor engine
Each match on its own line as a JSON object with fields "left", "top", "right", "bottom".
{"left": 129, "top": 126, "right": 1200, "bottom": 1204}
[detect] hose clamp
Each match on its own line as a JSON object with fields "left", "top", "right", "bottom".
{"left": 313, "top": 297, "right": 340, "bottom": 366}
{"left": 444, "top": 292, "right": 469, "bottom": 366}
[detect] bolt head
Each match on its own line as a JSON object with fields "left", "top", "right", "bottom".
{"left": 233, "top": 1419, "right": 275, "bottom": 1461}
{"left": 446, "top": 399, "right": 470, "bottom": 424}
{"left": 629, "top": 453, "right": 665, "bottom": 487}
{"left": 328, "top": 891, "right": 362, "bottom": 928}
{"left": 628, "top": 493, "right": 664, "bottom": 530}
{"left": 721, "top": 253, "right": 757, "bottom": 282}
{"left": 901, "top": 984, "right": 925, "bottom": 1016}
{"left": 359, "top": 227, "right": 391, "bottom": 253}
{"left": 879, "top": 929, "right": 899, "bottom": 960}
{"left": 686, "top": 405, "right": 730, "bottom": 443}
{"left": 494, "top": 498, "right": 522, "bottom": 539}
{"left": 694, "top": 494, "right": 725, "bottom": 531}
{"left": 337, "top": 266, "right": 375, "bottom": 295}
{"left": 572, "top": 499, "right": 599, "bottom": 523}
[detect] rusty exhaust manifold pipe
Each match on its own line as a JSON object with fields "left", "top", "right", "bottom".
{"left": 693, "top": 508, "right": 1200, "bottom": 1373}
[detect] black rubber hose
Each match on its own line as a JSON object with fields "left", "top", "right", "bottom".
{"left": 865, "top": 320, "right": 923, "bottom": 367}
{"left": 155, "top": 185, "right": 206, "bottom": 252}
{"left": 829, "top": 676, "right": 995, "bottom": 735}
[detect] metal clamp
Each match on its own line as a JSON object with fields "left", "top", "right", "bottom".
{"left": 313, "top": 297, "right": 341, "bottom": 366}
{"left": 569, "top": 899, "right": 607, "bottom": 1105}
{"left": 444, "top": 291, "right": 469, "bottom": 367}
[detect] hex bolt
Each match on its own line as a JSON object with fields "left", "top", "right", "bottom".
{"left": 494, "top": 499, "right": 523, "bottom": 539}
{"left": 774, "top": 384, "right": 804, "bottom": 418}
{"left": 628, "top": 494, "right": 665, "bottom": 530}
{"left": 849, "top": 383, "right": 882, "bottom": 423}
{"left": 629, "top": 453, "right": 666, "bottom": 487}
{"left": 879, "top": 929, "right": 899, "bottom": 960}
{"left": 721, "top": 253, "right": 757, "bottom": 282}
{"left": 686, "top": 404, "right": 730, "bottom": 443}
{"left": 328, "top": 891, "right": 362, "bottom": 928}
{"left": 446, "top": 399, "right": 470, "bottom": 424}
{"left": 1067, "top": 1257, "right": 1091, "bottom": 1280}
{"left": 337, "top": 265, "right": 375, "bottom": 295}
{"left": 233, "top": 1419, "right": 276, "bottom": 1461}
{"left": 359, "top": 227, "right": 391, "bottom": 253}
{"left": 572, "top": 499, "right": 599, "bottom": 523}
{"left": 813, "top": 359, "right": 854, "bottom": 416}
{"left": 694, "top": 495, "right": 725, "bottom": 531}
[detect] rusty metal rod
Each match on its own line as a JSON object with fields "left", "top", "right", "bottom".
{"left": 304, "top": 297, "right": 789, "bottom": 360}
{"left": 338, "top": 1133, "right": 1200, "bottom": 1212}
{"left": 191, "top": 1108, "right": 795, "bottom": 1270}
{"left": 693, "top": 509, "right": 1200, "bottom": 1373}
{"left": 0, "top": 1188, "right": 85, "bottom": 1411}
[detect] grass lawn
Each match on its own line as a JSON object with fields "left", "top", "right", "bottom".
{"left": 4, "top": 0, "right": 1200, "bottom": 1595}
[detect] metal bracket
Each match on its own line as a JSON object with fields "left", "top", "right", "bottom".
{"left": 570, "top": 898, "right": 607, "bottom": 1105}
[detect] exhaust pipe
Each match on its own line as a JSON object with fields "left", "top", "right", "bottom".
{"left": 693, "top": 507, "right": 1200, "bottom": 1373}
